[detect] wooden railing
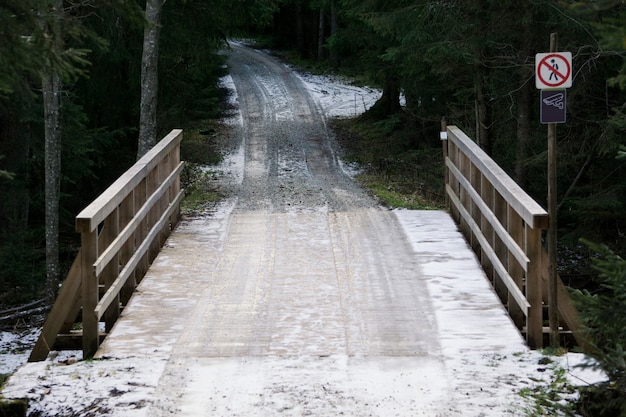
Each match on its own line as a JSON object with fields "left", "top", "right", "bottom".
{"left": 29, "top": 130, "right": 185, "bottom": 361}
{"left": 444, "top": 125, "right": 583, "bottom": 348}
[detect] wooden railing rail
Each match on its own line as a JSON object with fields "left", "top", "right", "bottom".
{"left": 29, "top": 129, "right": 184, "bottom": 361}
{"left": 444, "top": 125, "right": 581, "bottom": 348}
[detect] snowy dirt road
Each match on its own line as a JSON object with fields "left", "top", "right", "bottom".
{"left": 137, "top": 42, "right": 452, "bottom": 416}
{"left": 2, "top": 42, "right": 603, "bottom": 417}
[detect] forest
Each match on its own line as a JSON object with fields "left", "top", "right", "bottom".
{"left": 1, "top": 1, "right": 625, "bottom": 414}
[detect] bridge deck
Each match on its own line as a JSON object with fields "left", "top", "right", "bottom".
{"left": 97, "top": 209, "right": 523, "bottom": 360}
{"left": 92, "top": 207, "right": 526, "bottom": 415}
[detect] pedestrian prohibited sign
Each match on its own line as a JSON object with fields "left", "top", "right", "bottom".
{"left": 535, "top": 52, "right": 572, "bottom": 89}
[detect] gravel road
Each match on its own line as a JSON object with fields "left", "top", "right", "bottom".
{"left": 111, "top": 42, "right": 454, "bottom": 415}
{"left": 223, "top": 42, "right": 376, "bottom": 212}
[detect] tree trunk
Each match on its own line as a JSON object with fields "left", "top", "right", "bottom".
{"left": 317, "top": 7, "right": 325, "bottom": 62}
{"left": 137, "top": 0, "right": 164, "bottom": 159}
{"left": 296, "top": 1, "right": 306, "bottom": 58}
{"left": 363, "top": 68, "right": 401, "bottom": 120}
{"left": 43, "top": 72, "right": 62, "bottom": 306}
{"left": 329, "top": 0, "right": 339, "bottom": 67}
{"left": 515, "top": 73, "right": 532, "bottom": 188}
{"left": 41, "top": 0, "right": 64, "bottom": 305}
{"left": 515, "top": 21, "right": 534, "bottom": 190}
{"left": 0, "top": 99, "right": 31, "bottom": 245}
{"left": 474, "top": 63, "right": 491, "bottom": 154}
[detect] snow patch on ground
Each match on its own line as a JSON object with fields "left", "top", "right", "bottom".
{"left": 3, "top": 357, "right": 165, "bottom": 417}
{"left": 296, "top": 72, "right": 380, "bottom": 118}
{"left": 1, "top": 329, "right": 40, "bottom": 375}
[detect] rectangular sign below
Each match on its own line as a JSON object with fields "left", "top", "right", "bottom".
{"left": 540, "top": 89, "right": 566, "bottom": 124}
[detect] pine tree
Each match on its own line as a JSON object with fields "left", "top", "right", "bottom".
{"left": 573, "top": 240, "right": 626, "bottom": 416}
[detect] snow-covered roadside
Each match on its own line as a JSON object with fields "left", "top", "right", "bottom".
{"left": 0, "top": 328, "right": 40, "bottom": 376}
{"left": 296, "top": 71, "right": 380, "bottom": 118}
{"left": 394, "top": 209, "right": 606, "bottom": 415}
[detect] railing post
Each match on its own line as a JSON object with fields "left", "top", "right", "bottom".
{"left": 508, "top": 207, "right": 525, "bottom": 329}
{"left": 135, "top": 178, "right": 149, "bottom": 283}
{"left": 81, "top": 228, "right": 99, "bottom": 358}
{"left": 526, "top": 225, "right": 544, "bottom": 349}
{"left": 120, "top": 192, "right": 136, "bottom": 305}
{"left": 102, "top": 211, "right": 120, "bottom": 332}
{"left": 147, "top": 165, "right": 160, "bottom": 264}
{"left": 171, "top": 141, "right": 182, "bottom": 227}
{"left": 441, "top": 117, "right": 449, "bottom": 209}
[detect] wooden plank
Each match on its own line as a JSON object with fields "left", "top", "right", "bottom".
{"left": 139, "top": 129, "right": 182, "bottom": 173}
{"left": 28, "top": 250, "right": 82, "bottom": 362}
{"left": 147, "top": 162, "right": 160, "bottom": 264}
{"left": 526, "top": 226, "right": 543, "bottom": 349}
{"left": 446, "top": 186, "right": 530, "bottom": 314}
{"left": 507, "top": 206, "right": 526, "bottom": 329}
{"left": 540, "top": 249, "right": 590, "bottom": 349}
{"left": 447, "top": 160, "right": 530, "bottom": 271}
{"left": 75, "top": 164, "right": 146, "bottom": 233}
{"left": 447, "top": 126, "right": 548, "bottom": 229}
{"left": 102, "top": 210, "right": 120, "bottom": 333}
{"left": 120, "top": 192, "right": 136, "bottom": 306}
{"left": 81, "top": 229, "right": 100, "bottom": 358}
{"left": 135, "top": 177, "right": 149, "bottom": 282}
{"left": 94, "top": 190, "right": 185, "bottom": 320}
{"left": 76, "top": 129, "right": 183, "bottom": 233}
{"left": 93, "top": 162, "right": 184, "bottom": 276}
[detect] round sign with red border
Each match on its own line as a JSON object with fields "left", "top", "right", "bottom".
{"left": 535, "top": 52, "right": 572, "bottom": 89}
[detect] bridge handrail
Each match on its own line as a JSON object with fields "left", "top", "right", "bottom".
{"left": 445, "top": 125, "right": 547, "bottom": 347}
{"left": 29, "top": 130, "right": 184, "bottom": 361}
{"left": 447, "top": 127, "right": 549, "bottom": 229}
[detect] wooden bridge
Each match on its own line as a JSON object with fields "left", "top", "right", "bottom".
{"left": 28, "top": 125, "right": 584, "bottom": 363}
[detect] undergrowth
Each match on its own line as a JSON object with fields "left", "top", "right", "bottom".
{"left": 330, "top": 115, "right": 446, "bottom": 210}
{"left": 179, "top": 122, "right": 225, "bottom": 216}
{"left": 520, "top": 355, "right": 578, "bottom": 416}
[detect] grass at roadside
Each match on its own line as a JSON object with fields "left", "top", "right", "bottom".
{"left": 331, "top": 116, "right": 446, "bottom": 210}
{"left": 179, "top": 121, "right": 226, "bottom": 215}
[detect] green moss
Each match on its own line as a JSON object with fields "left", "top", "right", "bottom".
{"left": 357, "top": 173, "right": 440, "bottom": 209}
{"left": 180, "top": 164, "right": 224, "bottom": 215}
{"left": 0, "top": 398, "right": 27, "bottom": 417}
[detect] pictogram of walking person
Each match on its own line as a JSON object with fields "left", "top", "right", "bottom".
{"left": 549, "top": 59, "right": 559, "bottom": 81}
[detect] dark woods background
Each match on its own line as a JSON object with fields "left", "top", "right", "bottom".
{"left": 2, "top": 1, "right": 626, "bottom": 414}
{"left": 1, "top": 0, "right": 625, "bottom": 306}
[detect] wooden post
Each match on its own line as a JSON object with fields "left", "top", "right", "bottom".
{"left": 441, "top": 116, "right": 449, "bottom": 208}
{"left": 508, "top": 207, "right": 525, "bottom": 329}
{"left": 547, "top": 32, "right": 560, "bottom": 348}
{"left": 120, "top": 192, "right": 136, "bottom": 306}
{"left": 527, "top": 226, "right": 543, "bottom": 348}
{"left": 81, "top": 229, "right": 99, "bottom": 358}
{"left": 102, "top": 211, "right": 120, "bottom": 332}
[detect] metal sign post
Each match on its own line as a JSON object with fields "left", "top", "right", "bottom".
{"left": 536, "top": 33, "right": 565, "bottom": 348}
